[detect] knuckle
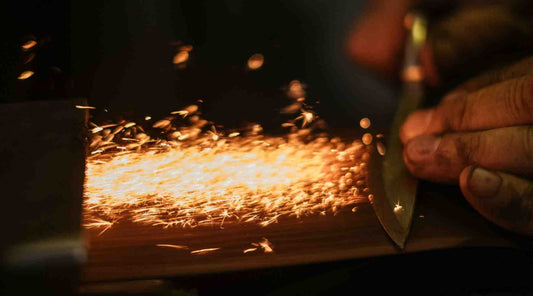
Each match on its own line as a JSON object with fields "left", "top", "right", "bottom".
{"left": 442, "top": 97, "right": 469, "bottom": 131}
{"left": 505, "top": 76, "right": 533, "bottom": 122}
{"left": 453, "top": 133, "right": 482, "bottom": 165}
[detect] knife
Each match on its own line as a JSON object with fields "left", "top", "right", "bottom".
{"left": 367, "top": 12, "right": 427, "bottom": 249}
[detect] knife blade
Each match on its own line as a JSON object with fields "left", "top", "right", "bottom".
{"left": 367, "top": 13, "right": 427, "bottom": 249}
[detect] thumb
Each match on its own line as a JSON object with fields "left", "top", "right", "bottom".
{"left": 459, "top": 166, "right": 533, "bottom": 235}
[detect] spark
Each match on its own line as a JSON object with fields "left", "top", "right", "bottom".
{"left": 173, "top": 51, "right": 189, "bottom": 64}
{"left": 359, "top": 118, "right": 371, "bottom": 129}
{"left": 22, "top": 40, "right": 37, "bottom": 50}
{"left": 295, "top": 111, "right": 314, "bottom": 128}
{"left": 91, "top": 127, "right": 103, "bottom": 133}
{"left": 76, "top": 105, "right": 96, "bottom": 110}
{"left": 377, "top": 142, "right": 386, "bottom": 156}
{"left": 145, "top": 116, "right": 152, "bottom": 121}
{"left": 287, "top": 80, "right": 305, "bottom": 98}
{"left": 243, "top": 248, "right": 258, "bottom": 254}
{"left": 256, "top": 238, "right": 273, "bottom": 253}
{"left": 156, "top": 244, "right": 189, "bottom": 250}
{"left": 362, "top": 133, "right": 373, "bottom": 145}
{"left": 247, "top": 53, "right": 264, "bottom": 70}
{"left": 18, "top": 71, "right": 34, "bottom": 80}
{"left": 179, "top": 45, "right": 193, "bottom": 52}
{"left": 190, "top": 248, "right": 220, "bottom": 255}
{"left": 83, "top": 218, "right": 114, "bottom": 236}
{"left": 394, "top": 202, "right": 403, "bottom": 213}
{"left": 171, "top": 105, "right": 198, "bottom": 117}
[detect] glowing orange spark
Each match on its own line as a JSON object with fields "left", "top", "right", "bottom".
{"left": 287, "top": 80, "right": 306, "bottom": 99}
{"left": 377, "top": 142, "right": 386, "bottom": 156}
{"left": 190, "top": 248, "right": 220, "bottom": 255}
{"left": 359, "top": 118, "right": 371, "bottom": 129}
{"left": 156, "top": 244, "right": 189, "bottom": 250}
{"left": 18, "top": 71, "right": 34, "bottom": 80}
{"left": 179, "top": 45, "right": 193, "bottom": 52}
{"left": 22, "top": 40, "right": 37, "bottom": 50}
{"left": 394, "top": 202, "right": 403, "bottom": 213}
{"left": 362, "top": 133, "right": 373, "bottom": 145}
{"left": 173, "top": 51, "right": 189, "bottom": 64}
{"left": 76, "top": 105, "right": 96, "bottom": 110}
{"left": 254, "top": 238, "right": 273, "bottom": 253}
{"left": 247, "top": 53, "right": 264, "bottom": 70}
{"left": 295, "top": 111, "right": 314, "bottom": 128}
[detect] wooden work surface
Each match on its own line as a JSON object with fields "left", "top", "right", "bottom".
{"left": 82, "top": 183, "right": 522, "bottom": 283}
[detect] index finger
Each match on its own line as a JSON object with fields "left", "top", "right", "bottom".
{"left": 401, "top": 74, "right": 533, "bottom": 143}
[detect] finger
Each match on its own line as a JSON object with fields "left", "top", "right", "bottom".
{"left": 460, "top": 166, "right": 533, "bottom": 235}
{"left": 400, "top": 74, "right": 533, "bottom": 143}
{"left": 403, "top": 126, "right": 533, "bottom": 183}
{"left": 455, "top": 56, "right": 533, "bottom": 93}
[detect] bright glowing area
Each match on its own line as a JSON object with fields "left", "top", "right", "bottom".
{"left": 21, "top": 40, "right": 37, "bottom": 51}
{"left": 173, "top": 51, "right": 189, "bottom": 64}
{"left": 359, "top": 118, "right": 371, "bottom": 129}
{"left": 247, "top": 53, "right": 264, "bottom": 70}
{"left": 18, "top": 71, "right": 34, "bottom": 80}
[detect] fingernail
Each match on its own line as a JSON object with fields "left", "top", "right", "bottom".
{"left": 468, "top": 167, "right": 502, "bottom": 198}
{"left": 405, "top": 135, "right": 440, "bottom": 163}
{"left": 401, "top": 109, "right": 434, "bottom": 142}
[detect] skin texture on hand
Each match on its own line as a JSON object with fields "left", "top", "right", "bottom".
{"left": 401, "top": 57, "right": 533, "bottom": 234}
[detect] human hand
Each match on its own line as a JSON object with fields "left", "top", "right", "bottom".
{"left": 400, "top": 56, "right": 533, "bottom": 234}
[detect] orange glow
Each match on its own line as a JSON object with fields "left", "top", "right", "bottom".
{"left": 156, "top": 244, "right": 189, "bottom": 250}
{"left": 21, "top": 40, "right": 37, "bottom": 50}
{"left": 256, "top": 238, "right": 273, "bottom": 253}
{"left": 362, "top": 133, "right": 373, "bottom": 145}
{"left": 377, "top": 142, "right": 386, "bottom": 156}
{"left": 247, "top": 53, "right": 264, "bottom": 70}
{"left": 402, "top": 65, "right": 424, "bottom": 82}
{"left": 394, "top": 202, "right": 403, "bottom": 213}
{"left": 18, "top": 71, "right": 34, "bottom": 80}
{"left": 179, "top": 45, "right": 194, "bottom": 52}
{"left": 359, "top": 118, "right": 371, "bottom": 129}
{"left": 76, "top": 105, "right": 96, "bottom": 110}
{"left": 190, "top": 248, "right": 220, "bottom": 255}
{"left": 83, "top": 75, "right": 374, "bottom": 234}
{"left": 287, "top": 80, "right": 306, "bottom": 99}
{"left": 83, "top": 111, "right": 370, "bottom": 231}
{"left": 173, "top": 51, "right": 189, "bottom": 64}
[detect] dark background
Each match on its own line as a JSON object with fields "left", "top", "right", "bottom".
{"left": 0, "top": 0, "right": 398, "bottom": 133}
